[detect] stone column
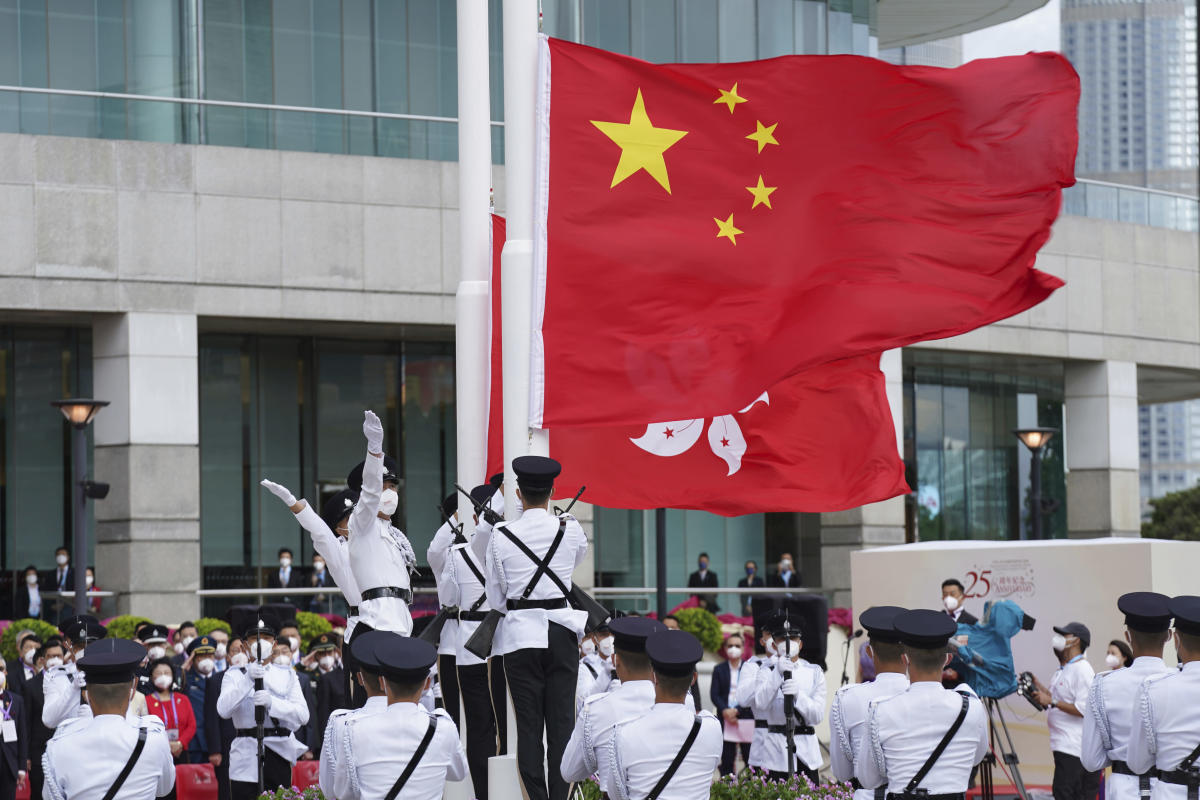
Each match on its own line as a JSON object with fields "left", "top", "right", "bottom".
{"left": 93, "top": 312, "right": 201, "bottom": 619}
{"left": 1064, "top": 360, "right": 1140, "bottom": 538}
{"left": 820, "top": 349, "right": 906, "bottom": 608}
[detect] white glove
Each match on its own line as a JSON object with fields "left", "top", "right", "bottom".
{"left": 252, "top": 690, "right": 272, "bottom": 708}
{"left": 260, "top": 479, "right": 297, "bottom": 506}
{"left": 609, "top": 678, "right": 621, "bottom": 691}
{"left": 363, "top": 410, "right": 384, "bottom": 453}
{"left": 781, "top": 678, "right": 800, "bottom": 698}
{"left": 72, "top": 670, "right": 87, "bottom": 689}
{"left": 433, "top": 680, "right": 443, "bottom": 700}
{"left": 246, "top": 663, "right": 267, "bottom": 681}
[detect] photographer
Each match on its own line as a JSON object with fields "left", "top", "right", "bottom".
{"left": 1031, "top": 622, "right": 1099, "bottom": 800}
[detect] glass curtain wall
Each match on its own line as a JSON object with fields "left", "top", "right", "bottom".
{"left": 0, "top": 325, "right": 93, "bottom": 618}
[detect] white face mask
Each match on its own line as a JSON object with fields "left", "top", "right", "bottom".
{"left": 287, "top": 637, "right": 300, "bottom": 653}
{"left": 196, "top": 659, "right": 216, "bottom": 676}
{"left": 1051, "top": 634, "right": 1067, "bottom": 652}
{"left": 379, "top": 488, "right": 399, "bottom": 517}
{"left": 182, "top": 636, "right": 195, "bottom": 649}
{"left": 153, "top": 674, "right": 173, "bottom": 691}
{"left": 147, "top": 646, "right": 166, "bottom": 660}
{"left": 173, "top": 642, "right": 185, "bottom": 655}
{"left": 56, "top": 554, "right": 69, "bottom": 566}
{"left": 726, "top": 646, "right": 743, "bottom": 660}
{"left": 943, "top": 595, "right": 959, "bottom": 612}
{"left": 25, "top": 574, "right": 37, "bottom": 586}
{"left": 280, "top": 557, "right": 292, "bottom": 568}
{"left": 272, "top": 655, "right": 291, "bottom": 667}
{"left": 215, "top": 643, "right": 227, "bottom": 658}
{"left": 780, "top": 560, "right": 792, "bottom": 571}
{"left": 22, "top": 649, "right": 35, "bottom": 666}
{"left": 0, "top": 672, "right": 7, "bottom": 690}
{"left": 252, "top": 640, "right": 274, "bottom": 662}
{"left": 781, "top": 639, "right": 801, "bottom": 658}
{"left": 318, "top": 655, "right": 335, "bottom": 671}
{"left": 765, "top": 638, "right": 777, "bottom": 656}
{"left": 85, "top": 575, "right": 94, "bottom": 588}
{"left": 45, "top": 657, "right": 63, "bottom": 670}
{"left": 1105, "top": 653, "right": 1122, "bottom": 669}
{"left": 598, "top": 637, "right": 615, "bottom": 657}
{"left": 314, "top": 561, "right": 325, "bottom": 573}
{"left": 580, "top": 639, "right": 597, "bottom": 656}
{"left": 230, "top": 652, "right": 249, "bottom": 669}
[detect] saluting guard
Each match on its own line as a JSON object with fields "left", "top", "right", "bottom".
{"left": 855, "top": 609, "right": 988, "bottom": 800}
{"left": 42, "top": 638, "right": 175, "bottom": 800}
{"left": 42, "top": 616, "right": 111, "bottom": 729}
{"left": 1082, "top": 592, "right": 1174, "bottom": 800}
{"left": 830, "top": 607, "right": 911, "bottom": 800}
{"left": 1127, "top": 595, "right": 1200, "bottom": 800}
{"left": 609, "top": 629, "right": 722, "bottom": 800}
{"left": 752, "top": 611, "right": 826, "bottom": 783}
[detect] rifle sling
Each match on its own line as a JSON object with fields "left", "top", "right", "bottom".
{"left": 384, "top": 716, "right": 439, "bottom": 800}
{"left": 498, "top": 519, "right": 569, "bottom": 601}
{"left": 644, "top": 717, "right": 703, "bottom": 800}
{"left": 902, "top": 693, "right": 971, "bottom": 796}
{"left": 102, "top": 726, "right": 147, "bottom": 800}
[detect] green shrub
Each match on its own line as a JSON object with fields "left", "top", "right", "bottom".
{"left": 295, "top": 611, "right": 332, "bottom": 652}
{"left": 195, "top": 617, "right": 232, "bottom": 637}
{"left": 106, "top": 615, "right": 152, "bottom": 641}
{"left": 0, "top": 619, "right": 62, "bottom": 662}
{"left": 674, "top": 607, "right": 724, "bottom": 652}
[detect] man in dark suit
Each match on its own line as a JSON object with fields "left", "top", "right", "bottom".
{"left": 205, "top": 638, "right": 240, "bottom": 800}
{"left": 709, "top": 632, "right": 753, "bottom": 775}
{"left": 686, "top": 552, "right": 720, "bottom": 612}
{"left": 5, "top": 633, "right": 41, "bottom": 699}
{"left": 46, "top": 547, "right": 75, "bottom": 623}
{"left": 737, "top": 560, "right": 768, "bottom": 621}
{"left": 767, "top": 552, "right": 803, "bottom": 618}
{"left": 941, "top": 578, "right": 979, "bottom": 625}
{"left": 0, "top": 662, "right": 28, "bottom": 800}
{"left": 267, "top": 548, "right": 304, "bottom": 606}
{"left": 26, "top": 638, "right": 64, "bottom": 800}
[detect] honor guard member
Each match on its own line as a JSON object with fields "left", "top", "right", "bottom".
{"left": 216, "top": 611, "right": 310, "bottom": 800}
{"left": 484, "top": 455, "right": 588, "bottom": 800}
{"left": 427, "top": 492, "right": 465, "bottom": 727}
{"left": 610, "top": 630, "right": 722, "bottom": 800}
{"left": 347, "top": 410, "right": 417, "bottom": 639}
{"left": 855, "top": 609, "right": 988, "bottom": 800}
{"left": 740, "top": 617, "right": 778, "bottom": 772}
{"left": 319, "top": 631, "right": 396, "bottom": 800}
{"left": 1128, "top": 595, "right": 1200, "bottom": 800}
{"left": 341, "top": 635, "right": 467, "bottom": 800}
{"left": 1082, "top": 592, "right": 1174, "bottom": 800}
{"left": 830, "top": 607, "right": 912, "bottom": 800}
{"left": 752, "top": 610, "right": 826, "bottom": 783}
{"left": 42, "top": 616, "right": 111, "bottom": 729}
{"left": 43, "top": 638, "right": 175, "bottom": 800}
{"left": 576, "top": 623, "right": 614, "bottom": 711}
{"left": 563, "top": 617, "right": 666, "bottom": 794}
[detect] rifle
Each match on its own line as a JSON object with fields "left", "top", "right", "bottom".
{"left": 418, "top": 503, "right": 466, "bottom": 646}
{"left": 254, "top": 620, "right": 266, "bottom": 793}
{"left": 554, "top": 485, "right": 586, "bottom": 516}
{"left": 781, "top": 620, "right": 796, "bottom": 777}
{"left": 456, "top": 483, "right": 502, "bottom": 526}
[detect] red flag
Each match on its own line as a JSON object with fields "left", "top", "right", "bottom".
{"left": 489, "top": 215, "right": 909, "bottom": 515}
{"left": 531, "top": 37, "right": 1076, "bottom": 428}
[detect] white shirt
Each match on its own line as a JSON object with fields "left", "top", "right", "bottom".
{"left": 562, "top": 679, "right": 656, "bottom": 793}
{"left": 427, "top": 520, "right": 462, "bottom": 658}
{"left": 1128, "top": 661, "right": 1200, "bottom": 800}
{"left": 43, "top": 714, "right": 175, "bottom": 800}
{"left": 484, "top": 508, "right": 588, "bottom": 654}
{"left": 1049, "top": 655, "right": 1095, "bottom": 757}
{"left": 1082, "top": 656, "right": 1171, "bottom": 800}
{"left": 320, "top": 695, "right": 388, "bottom": 800}
{"left": 343, "top": 702, "right": 467, "bottom": 800}
{"left": 752, "top": 655, "right": 826, "bottom": 772}
{"left": 347, "top": 452, "right": 414, "bottom": 636}
{"left": 856, "top": 682, "right": 989, "bottom": 795}
{"left": 295, "top": 502, "right": 363, "bottom": 641}
{"left": 831, "top": 671, "right": 911, "bottom": 800}
{"left": 737, "top": 656, "right": 767, "bottom": 766}
{"left": 610, "top": 704, "right": 722, "bottom": 800}
{"left": 215, "top": 663, "right": 310, "bottom": 782}
{"left": 27, "top": 585, "right": 41, "bottom": 617}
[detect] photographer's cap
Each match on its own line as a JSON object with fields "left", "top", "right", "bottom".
{"left": 1052, "top": 622, "right": 1091, "bottom": 649}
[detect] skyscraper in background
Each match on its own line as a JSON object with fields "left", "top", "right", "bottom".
{"left": 878, "top": 37, "right": 963, "bottom": 68}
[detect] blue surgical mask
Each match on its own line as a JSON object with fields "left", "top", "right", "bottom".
{"left": 745, "top": 567, "right": 755, "bottom": 576}
{"left": 699, "top": 560, "right": 708, "bottom": 570}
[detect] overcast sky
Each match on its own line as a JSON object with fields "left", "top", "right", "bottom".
{"left": 961, "top": 0, "right": 1062, "bottom": 61}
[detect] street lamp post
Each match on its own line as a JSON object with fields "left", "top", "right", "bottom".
{"left": 1014, "top": 427, "right": 1057, "bottom": 540}
{"left": 50, "top": 399, "right": 109, "bottom": 614}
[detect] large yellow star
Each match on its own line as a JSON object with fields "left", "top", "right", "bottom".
{"left": 746, "top": 120, "right": 779, "bottom": 153}
{"left": 591, "top": 89, "right": 689, "bottom": 193}
{"left": 714, "top": 214, "right": 743, "bottom": 245}
{"left": 746, "top": 175, "right": 777, "bottom": 209}
{"left": 714, "top": 83, "right": 747, "bottom": 114}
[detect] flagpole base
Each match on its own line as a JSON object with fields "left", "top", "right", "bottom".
{"left": 488, "top": 754, "right": 523, "bottom": 800}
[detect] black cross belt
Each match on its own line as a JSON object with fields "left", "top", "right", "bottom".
{"left": 755, "top": 720, "right": 768, "bottom": 729}
{"left": 1159, "top": 769, "right": 1200, "bottom": 787}
{"left": 348, "top": 606, "right": 359, "bottom": 615}
{"left": 458, "top": 610, "right": 490, "bottom": 622}
{"left": 506, "top": 597, "right": 568, "bottom": 610}
{"left": 235, "top": 727, "right": 291, "bottom": 738}
{"left": 361, "top": 586, "right": 413, "bottom": 603}
{"left": 767, "top": 724, "right": 816, "bottom": 736}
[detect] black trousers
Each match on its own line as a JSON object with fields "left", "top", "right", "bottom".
{"left": 1053, "top": 752, "right": 1101, "bottom": 800}
{"left": 459, "top": 662, "right": 498, "bottom": 799}
{"left": 231, "top": 748, "right": 292, "bottom": 800}
{"left": 439, "top": 653, "right": 461, "bottom": 728}
{"left": 489, "top": 654, "right": 508, "bottom": 756}
{"left": 720, "top": 740, "right": 751, "bottom": 775}
{"left": 215, "top": 752, "right": 232, "bottom": 800}
{"left": 344, "top": 622, "right": 374, "bottom": 709}
{"left": 0, "top": 766, "right": 15, "bottom": 800}
{"left": 503, "top": 623, "right": 578, "bottom": 800}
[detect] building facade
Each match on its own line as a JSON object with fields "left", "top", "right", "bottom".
{"left": 1, "top": 0, "right": 1198, "bottom": 618}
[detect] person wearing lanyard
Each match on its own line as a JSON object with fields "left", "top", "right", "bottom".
{"left": 1031, "top": 622, "right": 1099, "bottom": 800}
{"left": 146, "top": 658, "right": 197, "bottom": 765}
{"left": 709, "top": 632, "right": 754, "bottom": 776}
{"left": 0, "top": 661, "right": 28, "bottom": 800}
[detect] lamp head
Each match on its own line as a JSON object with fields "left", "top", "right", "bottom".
{"left": 50, "top": 399, "right": 109, "bottom": 428}
{"left": 1013, "top": 427, "right": 1057, "bottom": 452}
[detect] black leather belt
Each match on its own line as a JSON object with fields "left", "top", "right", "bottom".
{"left": 851, "top": 780, "right": 887, "bottom": 800}
{"left": 348, "top": 606, "right": 359, "bottom": 615}
{"left": 887, "top": 794, "right": 965, "bottom": 800}
{"left": 236, "top": 727, "right": 291, "bottom": 738}
{"left": 458, "top": 610, "right": 490, "bottom": 622}
{"left": 506, "top": 598, "right": 568, "bottom": 610}
{"left": 755, "top": 720, "right": 768, "bottom": 729}
{"left": 1159, "top": 770, "right": 1200, "bottom": 787}
{"left": 1112, "top": 761, "right": 1159, "bottom": 779}
{"left": 767, "top": 724, "right": 816, "bottom": 736}
{"left": 361, "top": 587, "right": 413, "bottom": 603}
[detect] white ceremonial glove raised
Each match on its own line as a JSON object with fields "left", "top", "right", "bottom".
{"left": 252, "top": 690, "right": 272, "bottom": 708}
{"left": 72, "top": 670, "right": 87, "bottom": 689}
{"left": 609, "top": 678, "right": 621, "bottom": 691}
{"left": 433, "top": 681, "right": 443, "bottom": 700}
{"left": 781, "top": 678, "right": 800, "bottom": 698}
{"left": 246, "top": 663, "right": 267, "bottom": 681}
{"left": 363, "top": 410, "right": 384, "bottom": 453}
{"left": 260, "top": 479, "right": 297, "bottom": 507}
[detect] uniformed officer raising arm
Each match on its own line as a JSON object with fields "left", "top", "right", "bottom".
{"left": 1082, "top": 592, "right": 1174, "bottom": 800}
{"left": 562, "top": 617, "right": 666, "bottom": 795}
{"left": 855, "top": 609, "right": 989, "bottom": 800}
{"left": 341, "top": 635, "right": 467, "bottom": 800}
{"left": 485, "top": 455, "right": 588, "bottom": 800}
{"left": 830, "top": 607, "right": 911, "bottom": 800}
{"left": 43, "top": 638, "right": 175, "bottom": 800}
{"left": 1127, "top": 595, "right": 1200, "bottom": 800}
{"left": 42, "top": 616, "right": 110, "bottom": 729}
{"left": 752, "top": 611, "right": 826, "bottom": 783}
{"left": 610, "top": 630, "right": 722, "bottom": 800}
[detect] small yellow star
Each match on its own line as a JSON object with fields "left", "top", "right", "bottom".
{"left": 714, "top": 83, "right": 748, "bottom": 114}
{"left": 591, "top": 89, "right": 689, "bottom": 194}
{"left": 746, "top": 175, "right": 777, "bottom": 210}
{"left": 746, "top": 120, "right": 779, "bottom": 153}
{"left": 714, "top": 214, "right": 743, "bottom": 245}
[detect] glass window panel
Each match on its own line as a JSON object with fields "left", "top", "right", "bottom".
{"left": 254, "top": 338, "right": 304, "bottom": 565}
{"left": 583, "top": 0, "right": 630, "bottom": 54}
{"left": 717, "top": 0, "right": 756, "bottom": 62}
{"left": 315, "top": 341, "right": 402, "bottom": 492}
{"left": 679, "top": 0, "right": 718, "bottom": 62}
{"left": 401, "top": 343, "right": 456, "bottom": 562}
{"left": 199, "top": 337, "right": 248, "bottom": 566}
{"left": 374, "top": 0, "right": 411, "bottom": 157}
{"left": 796, "top": 0, "right": 827, "bottom": 55}
{"left": 273, "top": 0, "right": 316, "bottom": 152}
{"left": 757, "top": 0, "right": 793, "bottom": 58}
{"left": 631, "top": 0, "right": 676, "bottom": 63}
{"left": 47, "top": 0, "right": 99, "bottom": 137}
{"left": 343, "top": 0, "right": 375, "bottom": 155}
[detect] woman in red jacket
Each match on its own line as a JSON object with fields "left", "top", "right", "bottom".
{"left": 145, "top": 658, "right": 196, "bottom": 763}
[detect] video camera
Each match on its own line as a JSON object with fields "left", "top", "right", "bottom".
{"left": 947, "top": 598, "right": 1036, "bottom": 700}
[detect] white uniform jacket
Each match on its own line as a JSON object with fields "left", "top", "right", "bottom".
{"left": 319, "top": 695, "right": 388, "bottom": 800}
{"left": 295, "top": 501, "right": 363, "bottom": 642}
{"left": 215, "top": 663, "right": 310, "bottom": 783}
{"left": 576, "top": 654, "right": 614, "bottom": 712}
{"left": 855, "top": 682, "right": 989, "bottom": 796}
{"left": 342, "top": 702, "right": 467, "bottom": 800}
{"left": 737, "top": 656, "right": 768, "bottom": 767}
{"left": 752, "top": 655, "right": 827, "bottom": 772}
{"left": 427, "top": 519, "right": 462, "bottom": 658}
{"left": 43, "top": 714, "right": 175, "bottom": 800}
{"left": 347, "top": 451, "right": 414, "bottom": 636}
{"left": 610, "top": 705, "right": 723, "bottom": 800}
{"left": 830, "top": 672, "right": 911, "bottom": 800}
{"left": 1127, "top": 661, "right": 1200, "bottom": 800}
{"left": 1082, "top": 657, "right": 1172, "bottom": 800}
{"left": 438, "top": 531, "right": 495, "bottom": 668}
{"left": 562, "top": 679, "right": 656, "bottom": 793}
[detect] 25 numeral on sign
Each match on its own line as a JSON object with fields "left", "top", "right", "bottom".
{"left": 963, "top": 570, "right": 992, "bottom": 598}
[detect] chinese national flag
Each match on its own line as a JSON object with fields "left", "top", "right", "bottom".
{"left": 531, "top": 37, "right": 1077, "bottom": 428}
{"left": 488, "top": 215, "right": 909, "bottom": 515}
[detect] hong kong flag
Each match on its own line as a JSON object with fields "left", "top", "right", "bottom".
{"left": 530, "top": 37, "right": 1077, "bottom": 428}
{"left": 488, "top": 215, "right": 909, "bottom": 515}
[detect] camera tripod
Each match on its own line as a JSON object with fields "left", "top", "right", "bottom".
{"left": 979, "top": 697, "right": 1030, "bottom": 800}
